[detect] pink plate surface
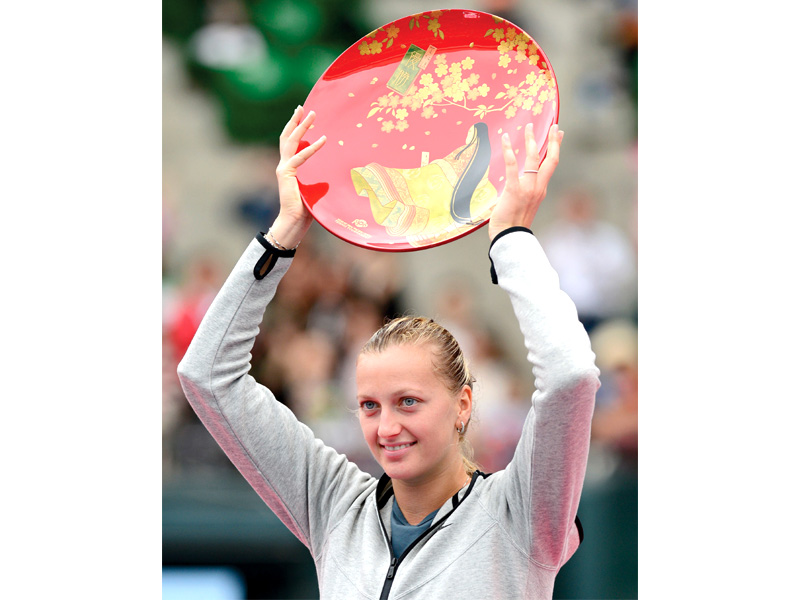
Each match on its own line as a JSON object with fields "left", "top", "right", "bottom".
{"left": 297, "top": 9, "right": 559, "bottom": 251}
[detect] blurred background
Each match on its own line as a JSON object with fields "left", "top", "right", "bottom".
{"left": 162, "top": 0, "right": 638, "bottom": 598}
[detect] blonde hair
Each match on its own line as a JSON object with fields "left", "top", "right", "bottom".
{"left": 360, "top": 316, "right": 481, "bottom": 476}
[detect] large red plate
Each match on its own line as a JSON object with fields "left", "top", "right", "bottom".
{"left": 297, "top": 9, "right": 559, "bottom": 251}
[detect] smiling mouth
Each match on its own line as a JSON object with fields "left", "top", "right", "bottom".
{"left": 382, "top": 442, "right": 417, "bottom": 452}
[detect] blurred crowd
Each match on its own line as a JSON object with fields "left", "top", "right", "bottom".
{"left": 162, "top": 0, "right": 638, "bottom": 485}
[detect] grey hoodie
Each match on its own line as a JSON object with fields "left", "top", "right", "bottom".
{"left": 177, "top": 229, "right": 600, "bottom": 599}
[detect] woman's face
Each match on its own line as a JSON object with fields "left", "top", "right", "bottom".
{"left": 356, "top": 342, "right": 471, "bottom": 484}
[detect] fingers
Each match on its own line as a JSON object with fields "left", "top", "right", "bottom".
{"left": 522, "top": 123, "right": 539, "bottom": 171}
{"left": 488, "top": 123, "right": 562, "bottom": 239}
{"left": 279, "top": 106, "right": 319, "bottom": 159}
{"left": 501, "top": 132, "right": 520, "bottom": 190}
{"left": 288, "top": 134, "right": 327, "bottom": 170}
{"left": 279, "top": 105, "right": 305, "bottom": 143}
{"left": 500, "top": 123, "right": 563, "bottom": 204}
{"left": 277, "top": 106, "right": 326, "bottom": 175}
{"left": 534, "top": 124, "right": 563, "bottom": 187}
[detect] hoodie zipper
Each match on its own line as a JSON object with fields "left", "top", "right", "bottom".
{"left": 376, "top": 472, "right": 482, "bottom": 600}
{"left": 379, "top": 519, "right": 445, "bottom": 600}
{"left": 377, "top": 509, "right": 398, "bottom": 600}
{"left": 385, "top": 557, "right": 397, "bottom": 581}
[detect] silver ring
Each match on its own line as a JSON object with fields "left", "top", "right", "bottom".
{"left": 523, "top": 169, "right": 539, "bottom": 174}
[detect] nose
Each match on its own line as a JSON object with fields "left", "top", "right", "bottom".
{"left": 377, "top": 409, "right": 402, "bottom": 439}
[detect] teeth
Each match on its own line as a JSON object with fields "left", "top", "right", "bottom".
{"left": 385, "top": 443, "right": 413, "bottom": 451}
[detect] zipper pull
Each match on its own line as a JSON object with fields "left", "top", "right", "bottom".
{"left": 386, "top": 557, "right": 398, "bottom": 579}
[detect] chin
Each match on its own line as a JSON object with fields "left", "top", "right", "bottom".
{"left": 380, "top": 462, "right": 418, "bottom": 482}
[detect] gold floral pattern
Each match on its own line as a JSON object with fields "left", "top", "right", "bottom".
{"left": 358, "top": 23, "right": 402, "bottom": 54}
{"left": 360, "top": 12, "right": 445, "bottom": 56}
{"left": 410, "top": 11, "right": 445, "bottom": 39}
{"left": 365, "top": 15, "right": 555, "bottom": 134}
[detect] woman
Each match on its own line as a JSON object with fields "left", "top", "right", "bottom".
{"left": 177, "top": 106, "right": 600, "bottom": 599}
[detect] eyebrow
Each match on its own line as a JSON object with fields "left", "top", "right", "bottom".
{"left": 357, "top": 389, "right": 424, "bottom": 401}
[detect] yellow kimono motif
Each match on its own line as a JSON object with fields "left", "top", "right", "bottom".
{"left": 351, "top": 123, "right": 497, "bottom": 247}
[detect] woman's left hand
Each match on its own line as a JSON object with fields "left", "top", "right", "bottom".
{"left": 487, "top": 123, "right": 564, "bottom": 242}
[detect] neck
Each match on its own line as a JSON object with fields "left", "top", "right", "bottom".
{"left": 392, "top": 466, "right": 470, "bottom": 526}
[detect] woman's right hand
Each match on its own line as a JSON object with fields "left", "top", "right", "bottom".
{"left": 270, "top": 106, "right": 327, "bottom": 249}
{"left": 487, "top": 123, "right": 563, "bottom": 243}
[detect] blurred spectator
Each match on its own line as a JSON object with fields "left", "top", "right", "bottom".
{"left": 164, "top": 254, "right": 224, "bottom": 363}
{"left": 233, "top": 147, "right": 282, "bottom": 232}
{"left": 163, "top": 176, "right": 177, "bottom": 265}
{"left": 589, "top": 318, "right": 638, "bottom": 471}
{"left": 276, "top": 328, "right": 340, "bottom": 422}
{"left": 538, "top": 187, "right": 637, "bottom": 334}
{"left": 162, "top": 330, "right": 183, "bottom": 478}
{"left": 613, "top": 0, "right": 638, "bottom": 115}
{"left": 251, "top": 303, "right": 303, "bottom": 407}
{"left": 432, "top": 276, "right": 527, "bottom": 472}
{"left": 433, "top": 275, "right": 482, "bottom": 359}
{"left": 339, "top": 241, "right": 405, "bottom": 320}
{"left": 334, "top": 294, "right": 387, "bottom": 410}
{"left": 261, "top": 238, "right": 326, "bottom": 326}
{"left": 305, "top": 254, "right": 354, "bottom": 349}
{"left": 629, "top": 193, "right": 638, "bottom": 268}
{"left": 468, "top": 327, "right": 530, "bottom": 473}
{"left": 163, "top": 253, "right": 228, "bottom": 476}
{"left": 189, "top": 0, "right": 268, "bottom": 71}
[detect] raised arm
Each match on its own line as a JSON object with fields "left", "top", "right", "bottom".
{"left": 485, "top": 124, "right": 601, "bottom": 569}
{"left": 176, "top": 109, "right": 374, "bottom": 555}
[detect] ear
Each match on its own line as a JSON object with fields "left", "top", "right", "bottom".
{"left": 457, "top": 385, "right": 473, "bottom": 425}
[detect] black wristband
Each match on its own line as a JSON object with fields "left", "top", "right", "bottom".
{"left": 253, "top": 232, "right": 297, "bottom": 280}
{"left": 488, "top": 226, "right": 533, "bottom": 284}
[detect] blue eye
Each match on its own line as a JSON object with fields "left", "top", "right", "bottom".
{"left": 362, "top": 400, "right": 378, "bottom": 411}
{"left": 401, "top": 397, "right": 418, "bottom": 407}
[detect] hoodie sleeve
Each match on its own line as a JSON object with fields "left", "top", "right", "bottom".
{"left": 486, "top": 228, "right": 600, "bottom": 569}
{"left": 176, "top": 235, "right": 374, "bottom": 557}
